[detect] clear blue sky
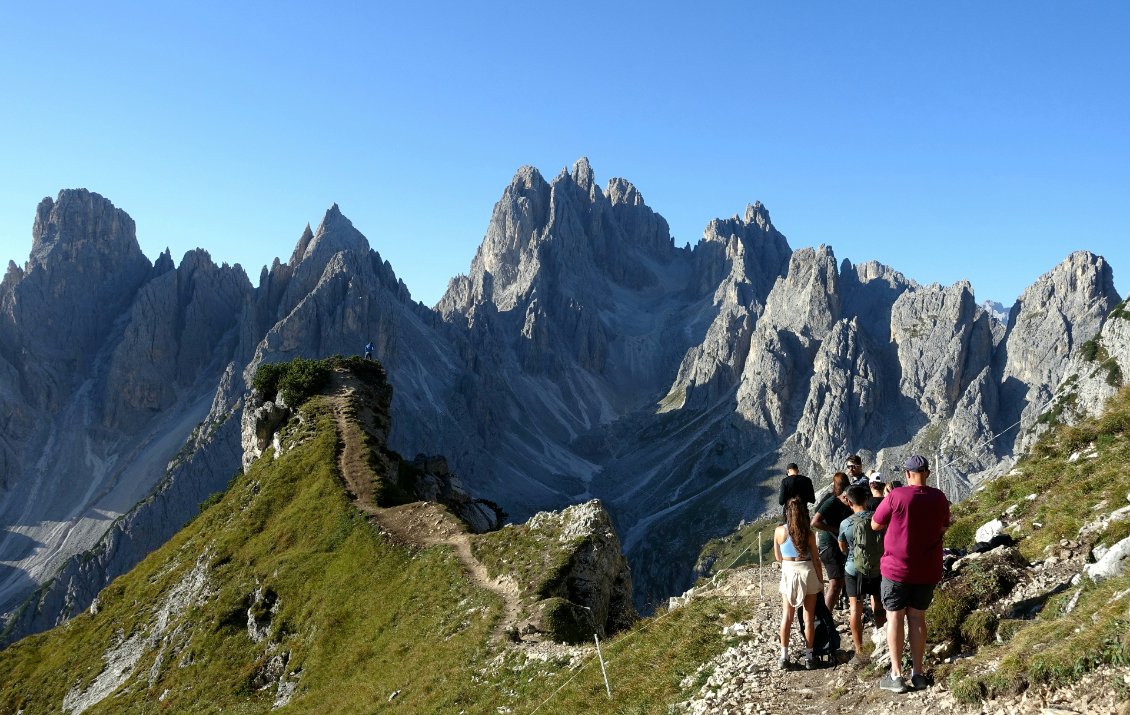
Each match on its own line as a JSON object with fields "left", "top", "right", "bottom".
{"left": 1, "top": 2, "right": 1127, "bottom": 308}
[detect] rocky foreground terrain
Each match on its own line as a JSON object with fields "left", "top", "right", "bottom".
{"left": 670, "top": 565, "right": 1129, "bottom": 715}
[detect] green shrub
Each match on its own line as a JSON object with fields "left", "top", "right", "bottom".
{"left": 252, "top": 357, "right": 332, "bottom": 406}
{"left": 251, "top": 361, "right": 287, "bottom": 398}
{"left": 538, "top": 598, "right": 592, "bottom": 644}
{"left": 949, "top": 671, "right": 984, "bottom": 704}
{"left": 960, "top": 610, "right": 999, "bottom": 646}
{"left": 198, "top": 491, "right": 225, "bottom": 514}
{"left": 945, "top": 517, "right": 976, "bottom": 550}
{"left": 926, "top": 589, "right": 974, "bottom": 643}
{"left": 996, "top": 619, "right": 1026, "bottom": 643}
{"left": 1079, "top": 338, "right": 1105, "bottom": 363}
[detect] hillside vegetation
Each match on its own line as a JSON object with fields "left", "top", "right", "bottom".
{"left": 0, "top": 362, "right": 751, "bottom": 714}
{"left": 3, "top": 362, "right": 1128, "bottom": 713}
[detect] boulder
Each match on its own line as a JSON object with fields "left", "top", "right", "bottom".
{"left": 1085, "top": 536, "right": 1130, "bottom": 582}
{"left": 976, "top": 519, "right": 1006, "bottom": 544}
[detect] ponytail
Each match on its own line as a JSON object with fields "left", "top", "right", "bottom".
{"left": 785, "top": 498, "right": 812, "bottom": 559}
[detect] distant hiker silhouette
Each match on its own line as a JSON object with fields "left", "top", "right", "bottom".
{"left": 364, "top": 341, "right": 374, "bottom": 360}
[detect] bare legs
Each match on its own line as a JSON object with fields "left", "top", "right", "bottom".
{"left": 907, "top": 607, "right": 927, "bottom": 674}
{"left": 824, "top": 577, "right": 844, "bottom": 611}
{"left": 885, "top": 606, "right": 927, "bottom": 676}
{"left": 780, "top": 594, "right": 819, "bottom": 651}
{"left": 848, "top": 596, "right": 864, "bottom": 654}
{"left": 801, "top": 593, "right": 816, "bottom": 647}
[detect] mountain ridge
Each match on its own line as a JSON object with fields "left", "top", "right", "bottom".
{"left": 0, "top": 162, "right": 1123, "bottom": 644}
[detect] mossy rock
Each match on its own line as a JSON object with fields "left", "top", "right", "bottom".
{"left": 945, "top": 517, "right": 976, "bottom": 550}
{"left": 960, "top": 609, "right": 998, "bottom": 646}
{"left": 535, "top": 598, "right": 592, "bottom": 645}
{"left": 996, "top": 618, "right": 1026, "bottom": 643}
{"left": 927, "top": 588, "right": 975, "bottom": 644}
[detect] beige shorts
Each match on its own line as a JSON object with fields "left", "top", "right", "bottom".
{"left": 779, "top": 559, "right": 822, "bottom": 607}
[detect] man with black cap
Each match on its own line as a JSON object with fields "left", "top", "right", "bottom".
{"left": 870, "top": 455, "right": 950, "bottom": 694}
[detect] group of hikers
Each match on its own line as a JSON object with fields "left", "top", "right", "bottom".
{"left": 772, "top": 453, "right": 951, "bottom": 695}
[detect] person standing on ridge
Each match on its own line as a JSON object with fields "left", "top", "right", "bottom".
{"left": 812, "top": 471, "right": 852, "bottom": 612}
{"left": 774, "top": 498, "right": 825, "bottom": 671}
{"left": 364, "top": 341, "right": 374, "bottom": 360}
{"left": 778, "top": 463, "right": 815, "bottom": 521}
{"left": 871, "top": 455, "right": 951, "bottom": 694}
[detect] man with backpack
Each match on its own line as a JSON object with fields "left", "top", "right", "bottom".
{"left": 871, "top": 455, "right": 951, "bottom": 694}
{"left": 838, "top": 485, "right": 885, "bottom": 665}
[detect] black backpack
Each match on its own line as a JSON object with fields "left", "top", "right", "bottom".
{"left": 801, "top": 597, "right": 841, "bottom": 666}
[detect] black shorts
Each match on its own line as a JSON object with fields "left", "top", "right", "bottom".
{"left": 818, "top": 543, "right": 846, "bottom": 580}
{"left": 845, "top": 572, "right": 881, "bottom": 599}
{"left": 881, "top": 577, "right": 936, "bottom": 612}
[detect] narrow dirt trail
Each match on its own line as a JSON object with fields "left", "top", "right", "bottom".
{"left": 329, "top": 390, "right": 523, "bottom": 645}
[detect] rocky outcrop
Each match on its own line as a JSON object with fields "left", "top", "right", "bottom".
{"left": 1051, "top": 302, "right": 1130, "bottom": 425}
{"left": 999, "top": 251, "right": 1120, "bottom": 450}
{"left": 474, "top": 499, "right": 636, "bottom": 643}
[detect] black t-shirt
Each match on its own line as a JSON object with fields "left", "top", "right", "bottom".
{"left": 779, "top": 474, "right": 816, "bottom": 506}
{"left": 815, "top": 492, "right": 852, "bottom": 548}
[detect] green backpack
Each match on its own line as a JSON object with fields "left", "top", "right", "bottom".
{"left": 850, "top": 512, "right": 883, "bottom": 578}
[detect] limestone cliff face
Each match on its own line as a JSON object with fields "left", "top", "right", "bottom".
{"left": 1047, "top": 302, "right": 1130, "bottom": 427}
{"left": 999, "top": 251, "right": 1121, "bottom": 453}
{"left": 662, "top": 203, "right": 791, "bottom": 410}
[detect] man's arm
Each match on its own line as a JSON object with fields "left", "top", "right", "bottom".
{"left": 803, "top": 477, "right": 816, "bottom": 504}
{"left": 811, "top": 511, "right": 830, "bottom": 533}
{"left": 778, "top": 478, "right": 787, "bottom": 506}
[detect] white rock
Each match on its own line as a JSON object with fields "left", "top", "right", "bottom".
{"left": 1065, "top": 590, "right": 1082, "bottom": 614}
{"left": 1025, "top": 493, "right": 1038, "bottom": 501}
{"left": 976, "top": 519, "right": 1005, "bottom": 543}
{"left": 1085, "top": 536, "right": 1130, "bottom": 582}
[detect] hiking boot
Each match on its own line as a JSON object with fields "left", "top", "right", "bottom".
{"left": 805, "top": 654, "right": 817, "bottom": 670}
{"left": 778, "top": 656, "right": 788, "bottom": 670}
{"left": 910, "top": 673, "right": 930, "bottom": 690}
{"left": 879, "top": 672, "right": 909, "bottom": 694}
{"left": 851, "top": 651, "right": 871, "bottom": 667}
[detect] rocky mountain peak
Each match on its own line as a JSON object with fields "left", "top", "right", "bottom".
{"left": 572, "top": 156, "right": 595, "bottom": 194}
{"left": 743, "top": 201, "right": 772, "bottom": 230}
{"left": 998, "top": 250, "right": 1121, "bottom": 448}
{"left": 4, "top": 190, "right": 152, "bottom": 376}
{"left": 29, "top": 189, "right": 144, "bottom": 271}
{"left": 153, "top": 248, "right": 175, "bottom": 276}
{"left": 606, "top": 177, "right": 644, "bottom": 207}
{"left": 288, "top": 224, "right": 315, "bottom": 266}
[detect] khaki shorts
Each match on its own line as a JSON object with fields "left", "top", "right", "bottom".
{"left": 779, "top": 560, "right": 822, "bottom": 607}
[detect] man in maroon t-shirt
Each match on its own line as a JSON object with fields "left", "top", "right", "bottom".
{"left": 870, "top": 455, "right": 950, "bottom": 694}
